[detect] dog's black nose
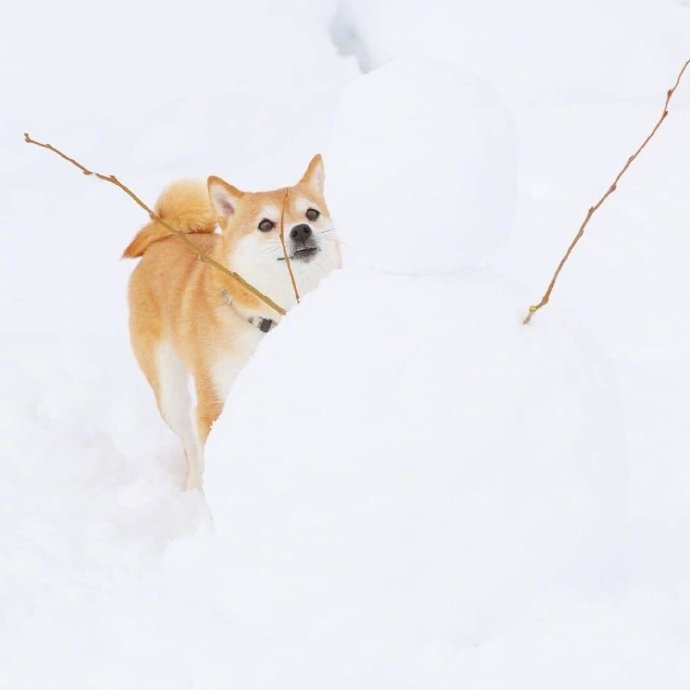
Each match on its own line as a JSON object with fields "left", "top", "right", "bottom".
{"left": 290, "top": 224, "right": 312, "bottom": 244}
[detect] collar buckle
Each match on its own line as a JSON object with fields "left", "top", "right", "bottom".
{"left": 249, "top": 316, "right": 275, "bottom": 333}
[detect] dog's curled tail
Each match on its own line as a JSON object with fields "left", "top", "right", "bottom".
{"left": 122, "top": 179, "right": 217, "bottom": 258}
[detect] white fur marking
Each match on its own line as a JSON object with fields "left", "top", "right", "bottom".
{"left": 229, "top": 228, "right": 341, "bottom": 315}
{"left": 260, "top": 203, "right": 280, "bottom": 221}
{"left": 212, "top": 327, "right": 262, "bottom": 401}
{"left": 294, "top": 196, "right": 313, "bottom": 214}
{"left": 156, "top": 341, "right": 203, "bottom": 489}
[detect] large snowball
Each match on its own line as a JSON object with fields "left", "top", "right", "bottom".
{"left": 205, "top": 268, "right": 626, "bottom": 675}
{"left": 327, "top": 58, "right": 517, "bottom": 273}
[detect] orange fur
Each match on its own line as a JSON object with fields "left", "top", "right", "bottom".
{"left": 123, "top": 156, "right": 340, "bottom": 490}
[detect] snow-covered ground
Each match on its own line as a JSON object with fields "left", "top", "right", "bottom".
{"left": 2, "top": 1, "right": 690, "bottom": 687}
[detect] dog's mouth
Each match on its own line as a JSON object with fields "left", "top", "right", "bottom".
{"left": 278, "top": 246, "right": 319, "bottom": 263}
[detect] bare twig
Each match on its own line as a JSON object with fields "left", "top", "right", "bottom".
{"left": 523, "top": 57, "right": 690, "bottom": 325}
{"left": 24, "top": 133, "right": 287, "bottom": 316}
{"left": 277, "top": 187, "right": 301, "bottom": 303}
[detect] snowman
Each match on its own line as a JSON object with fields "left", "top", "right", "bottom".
{"left": 204, "top": 57, "right": 627, "bottom": 686}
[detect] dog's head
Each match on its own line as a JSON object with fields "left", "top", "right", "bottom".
{"left": 207, "top": 155, "right": 341, "bottom": 317}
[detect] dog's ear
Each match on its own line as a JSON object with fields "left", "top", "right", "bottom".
{"left": 299, "top": 154, "right": 324, "bottom": 195}
{"left": 208, "top": 176, "right": 244, "bottom": 219}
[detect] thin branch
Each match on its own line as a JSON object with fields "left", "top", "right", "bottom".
{"left": 523, "top": 57, "right": 690, "bottom": 325}
{"left": 278, "top": 187, "right": 301, "bottom": 303}
{"left": 24, "top": 133, "right": 287, "bottom": 316}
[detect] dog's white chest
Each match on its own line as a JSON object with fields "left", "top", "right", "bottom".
{"left": 211, "top": 325, "right": 264, "bottom": 401}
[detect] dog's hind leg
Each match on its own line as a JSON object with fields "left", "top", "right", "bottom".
{"left": 154, "top": 341, "right": 204, "bottom": 490}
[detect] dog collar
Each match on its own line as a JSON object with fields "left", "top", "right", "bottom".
{"left": 220, "top": 289, "right": 275, "bottom": 333}
{"left": 247, "top": 316, "right": 275, "bottom": 333}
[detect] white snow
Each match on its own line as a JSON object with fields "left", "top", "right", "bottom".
{"left": 327, "top": 57, "right": 517, "bottom": 272}
{"left": 331, "top": 0, "right": 690, "bottom": 105}
{"left": 2, "top": 0, "right": 690, "bottom": 687}
{"left": 205, "top": 266, "right": 630, "bottom": 681}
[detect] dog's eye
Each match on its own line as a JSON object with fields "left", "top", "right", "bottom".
{"left": 258, "top": 218, "right": 275, "bottom": 232}
{"left": 306, "top": 208, "right": 320, "bottom": 221}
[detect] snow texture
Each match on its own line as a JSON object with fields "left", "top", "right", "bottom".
{"left": 205, "top": 267, "right": 629, "bottom": 684}
{"left": 2, "top": 0, "right": 690, "bottom": 687}
{"left": 327, "top": 58, "right": 517, "bottom": 272}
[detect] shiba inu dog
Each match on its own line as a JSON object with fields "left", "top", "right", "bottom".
{"left": 123, "top": 156, "right": 340, "bottom": 489}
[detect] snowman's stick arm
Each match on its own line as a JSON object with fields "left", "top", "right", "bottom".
{"left": 523, "top": 56, "right": 689, "bottom": 325}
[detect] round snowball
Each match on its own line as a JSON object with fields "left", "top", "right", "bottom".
{"left": 205, "top": 268, "right": 626, "bottom": 664}
{"left": 327, "top": 57, "right": 518, "bottom": 273}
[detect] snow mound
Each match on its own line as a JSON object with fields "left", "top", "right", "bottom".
{"left": 333, "top": 0, "right": 690, "bottom": 106}
{"left": 205, "top": 267, "right": 626, "bottom": 674}
{"left": 327, "top": 57, "right": 517, "bottom": 274}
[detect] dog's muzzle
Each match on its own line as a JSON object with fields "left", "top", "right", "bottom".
{"left": 280, "top": 223, "right": 320, "bottom": 262}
